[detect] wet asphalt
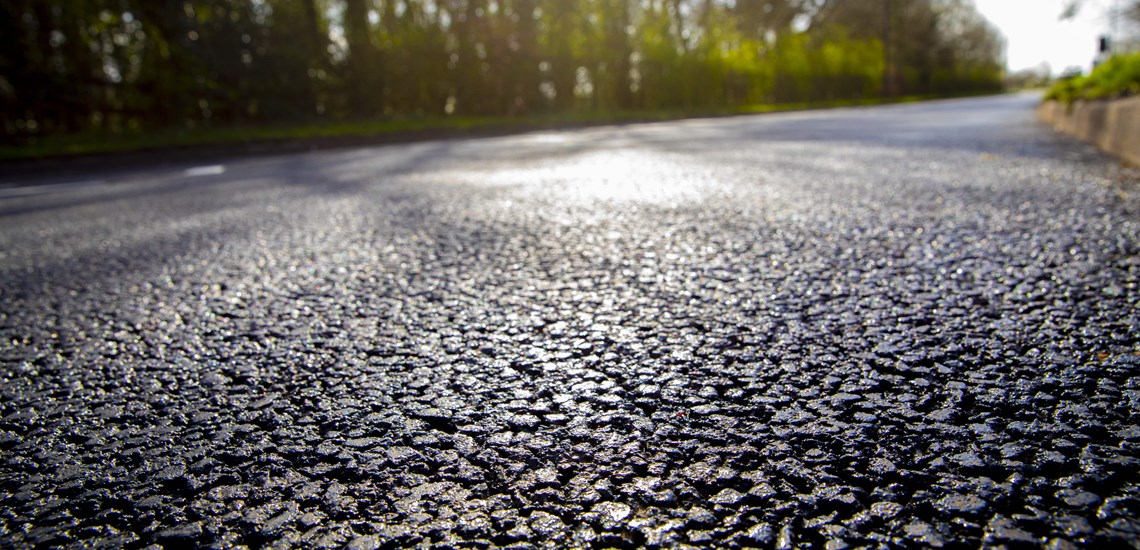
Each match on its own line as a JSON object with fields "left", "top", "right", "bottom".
{"left": 1, "top": 93, "right": 1139, "bottom": 548}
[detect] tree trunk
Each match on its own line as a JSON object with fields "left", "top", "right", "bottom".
{"left": 344, "top": 0, "right": 382, "bottom": 115}
{"left": 604, "top": 0, "right": 633, "bottom": 110}
{"left": 547, "top": 0, "right": 577, "bottom": 110}
{"left": 302, "top": 0, "right": 328, "bottom": 66}
{"left": 512, "top": 0, "right": 540, "bottom": 112}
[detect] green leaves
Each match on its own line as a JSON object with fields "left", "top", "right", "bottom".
{"left": 1045, "top": 52, "right": 1140, "bottom": 103}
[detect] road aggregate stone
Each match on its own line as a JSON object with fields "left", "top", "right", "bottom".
{"left": 1, "top": 95, "right": 1139, "bottom": 548}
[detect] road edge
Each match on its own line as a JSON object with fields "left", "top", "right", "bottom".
{"left": 1037, "top": 96, "right": 1140, "bottom": 167}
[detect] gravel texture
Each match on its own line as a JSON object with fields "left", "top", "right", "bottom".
{"left": 1, "top": 93, "right": 1138, "bottom": 548}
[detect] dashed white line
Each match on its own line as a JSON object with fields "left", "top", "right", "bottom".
{"left": 184, "top": 165, "right": 226, "bottom": 177}
{"left": 0, "top": 179, "right": 107, "bottom": 199}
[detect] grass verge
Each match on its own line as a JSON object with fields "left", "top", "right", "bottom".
{"left": 1045, "top": 52, "right": 1140, "bottom": 104}
{"left": 0, "top": 93, "right": 965, "bottom": 162}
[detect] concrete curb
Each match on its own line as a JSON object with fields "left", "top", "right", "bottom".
{"left": 1037, "top": 96, "right": 1140, "bottom": 166}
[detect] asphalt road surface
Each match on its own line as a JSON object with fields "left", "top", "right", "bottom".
{"left": 1, "top": 93, "right": 1139, "bottom": 549}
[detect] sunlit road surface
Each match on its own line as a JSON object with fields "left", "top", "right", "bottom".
{"left": 1, "top": 93, "right": 1138, "bottom": 548}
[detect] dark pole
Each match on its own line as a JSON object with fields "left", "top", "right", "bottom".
{"left": 882, "top": 0, "right": 892, "bottom": 97}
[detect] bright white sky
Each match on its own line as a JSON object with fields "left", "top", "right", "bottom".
{"left": 973, "top": 0, "right": 1116, "bottom": 75}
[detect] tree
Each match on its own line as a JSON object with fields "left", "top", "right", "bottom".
{"left": 508, "top": 0, "right": 542, "bottom": 113}
{"left": 541, "top": 0, "right": 580, "bottom": 109}
{"left": 599, "top": 0, "right": 634, "bottom": 109}
{"left": 343, "top": 0, "right": 383, "bottom": 116}
{"left": 0, "top": 0, "right": 1008, "bottom": 144}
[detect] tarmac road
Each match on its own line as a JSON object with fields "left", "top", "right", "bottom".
{"left": 1, "top": 93, "right": 1139, "bottom": 548}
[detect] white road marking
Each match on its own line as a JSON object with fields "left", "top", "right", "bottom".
{"left": 0, "top": 179, "right": 107, "bottom": 199}
{"left": 184, "top": 165, "right": 226, "bottom": 177}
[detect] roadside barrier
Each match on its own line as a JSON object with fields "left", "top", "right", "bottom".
{"left": 1037, "top": 96, "right": 1140, "bottom": 166}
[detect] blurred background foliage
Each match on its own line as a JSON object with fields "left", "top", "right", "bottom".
{"left": 1, "top": 0, "right": 1005, "bottom": 144}
{"left": 1045, "top": 50, "right": 1140, "bottom": 102}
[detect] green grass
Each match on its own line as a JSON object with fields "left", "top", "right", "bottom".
{"left": 0, "top": 93, "right": 986, "bottom": 162}
{"left": 1044, "top": 52, "right": 1140, "bottom": 104}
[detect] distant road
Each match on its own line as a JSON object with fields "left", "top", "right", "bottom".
{"left": 2, "top": 93, "right": 1138, "bottom": 548}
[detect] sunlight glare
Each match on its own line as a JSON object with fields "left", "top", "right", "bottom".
{"left": 486, "top": 149, "right": 709, "bottom": 206}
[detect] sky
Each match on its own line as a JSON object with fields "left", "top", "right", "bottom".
{"left": 973, "top": 0, "right": 1120, "bottom": 75}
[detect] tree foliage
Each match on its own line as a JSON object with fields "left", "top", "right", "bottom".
{"left": 1, "top": 0, "right": 1005, "bottom": 142}
{"left": 1045, "top": 51, "right": 1140, "bottom": 103}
